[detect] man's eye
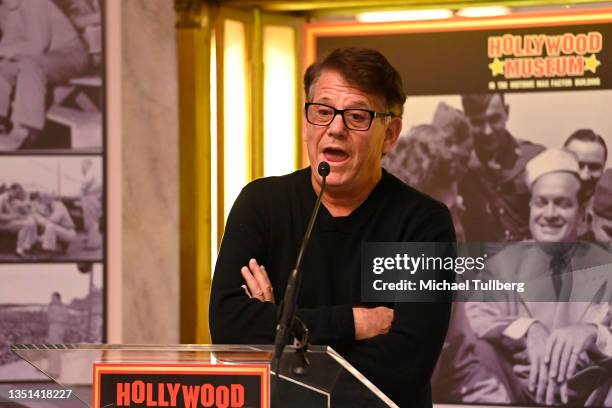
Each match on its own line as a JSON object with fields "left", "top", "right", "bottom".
{"left": 315, "top": 107, "right": 333, "bottom": 116}
{"left": 556, "top": 200, "right": 573, "bottom": 209}
{"left": 347, "top": 111, "right": 368, "bottom": 122}
{"left": 488, "top": 114, "right": 502, "bottom": 123}
{"left": 470, "top": 118, "right": 484, "bottom": 127}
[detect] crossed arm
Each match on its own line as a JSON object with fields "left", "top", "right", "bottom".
{"left": 240, "top": 257, "right": 393, "bottom": 341}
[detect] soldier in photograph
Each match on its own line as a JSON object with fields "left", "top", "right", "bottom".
{"left": 564, "top": 128, "right": 607, "bottom": 201}
{"left": 432, "top": 101, "right": 473, "bottom": 182}
{"left": 459, "top": 93, "right": 545, "bottom": 242}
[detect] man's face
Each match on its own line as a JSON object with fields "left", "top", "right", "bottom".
{"left": 304, "top": 69, "right": 401, "bottom": 189}
{"left": 529, "top": 172, "right": 582, "bottom": 242}
{"left": 565, "top": 139, "right": 606, "bottom": 194}
{"left": 465, "top": 95, "right": 508, "bottom": 157}
{"left": 591, "top": 213, "right": 612, "bottom": 244}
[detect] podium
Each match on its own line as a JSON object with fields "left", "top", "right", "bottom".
{"left": 11, "top": 344, "right": 397, "bottom": 407}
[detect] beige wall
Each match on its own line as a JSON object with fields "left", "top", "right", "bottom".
{"left": 107, "top": 0, "right": 180, "bottom": 344}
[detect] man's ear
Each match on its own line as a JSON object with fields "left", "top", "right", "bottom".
{"left": 382, "top": 117, "right": 402, "bottom": 155}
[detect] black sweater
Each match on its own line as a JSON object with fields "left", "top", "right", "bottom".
{"left": 209, "top": 167, "right": 456, "bottom": 407}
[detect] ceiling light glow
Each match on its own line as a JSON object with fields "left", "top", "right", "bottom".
{"left": 456, "top": 6, "right": 511, "bottom": 18}
{"left": 356, "top": 9, "right": 453, "bottom": 23}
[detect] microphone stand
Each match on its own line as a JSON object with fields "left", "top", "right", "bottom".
{"left": 272, "top": 162, "right": 330, "bottom": 378}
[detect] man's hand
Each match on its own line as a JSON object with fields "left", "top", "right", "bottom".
{"left": 240, "top": 258, "right": 275, "bottom": 303}
{"left": 353, "top": 307, "right": 394, "bottom": 340}
{"left": 545, "top": 323, "right": 598, "bottom": 404}
{"left": 525, "top": 322, "right": 551, "bottom": 404}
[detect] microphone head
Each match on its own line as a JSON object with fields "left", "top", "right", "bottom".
{"left": 317, "top": 161, "right": 331, "bottom": 177}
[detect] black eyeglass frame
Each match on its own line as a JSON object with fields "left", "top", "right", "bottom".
{"left": 304, "top": 102, "right": 396, "bottom": 131}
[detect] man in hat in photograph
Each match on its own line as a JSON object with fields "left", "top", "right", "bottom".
{"left": 459, "top": 93, "right": 544, "bottom": 242}
{"left": 467, "top": 148, "right": 612, "bottom": 406}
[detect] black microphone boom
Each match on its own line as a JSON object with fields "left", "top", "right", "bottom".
{"left": 272, "top": 161, "right": 330, "bottom": 373}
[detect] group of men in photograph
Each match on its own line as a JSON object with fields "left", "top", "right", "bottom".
{"left": 0, "top": 182, "right": 76, "bottom": 257}
{"left": 0, "top": 159, "right": 102, "bottom": 259}
{"left": 454, "top": 93, "right": 609, "bottom": 247}
{"left": 384, "top": 92, "right": 612, "bottom": 406}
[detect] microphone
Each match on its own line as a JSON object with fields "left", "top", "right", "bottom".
{"left": 318, "top": 161, "right": 330, "bottom": 177}
{"left": 272, "top": 162, "right": 330, "bottom": 374}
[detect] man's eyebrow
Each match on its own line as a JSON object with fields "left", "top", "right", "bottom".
{"left": 348, "top": 102, "right": 372, "bottom": 110}
{"left": 313, "top": 97, "right": 373, "bottom": 110}
{"left": 313, "top": 97, "right": 334, "bottom": 105}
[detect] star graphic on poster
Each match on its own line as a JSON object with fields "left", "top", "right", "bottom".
{"left": 584, "top": 54, "right": 601, "bottom": 73}
{"left": 489, "top": 58, "right": 505, "bottom": 77}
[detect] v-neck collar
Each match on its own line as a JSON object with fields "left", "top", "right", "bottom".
{"left": 299, "top": 167, "right": 388, "bottom": 232}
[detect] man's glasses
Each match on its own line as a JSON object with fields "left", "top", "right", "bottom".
{"left": 305, "top": 102, "right": 395, "bottom": 131}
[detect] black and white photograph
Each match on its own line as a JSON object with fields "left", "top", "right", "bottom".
{"left": 0, "top": 0, "right": 103, "bottom": 152}
{"left": 381, "top": 90, "right": 612, "bottom": 407}
{"left": 0, "top": 262, "right": 103, "bottom": 381}
{"left": 384, "top": 89, "right": 612, "bottom": 244}
{"left": 0, "top": 156, "right": 103, "bottom": 261}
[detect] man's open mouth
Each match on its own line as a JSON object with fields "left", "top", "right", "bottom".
{"left": 323, "top": 147, "right": 349, "bottom": 163}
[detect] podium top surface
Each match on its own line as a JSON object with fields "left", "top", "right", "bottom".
{"left": 10, "top": 344, "right": 397, "bottom": 407}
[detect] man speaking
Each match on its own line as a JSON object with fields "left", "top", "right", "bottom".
{"left": 209, "top": 47, "right": 456, "bottom": 407}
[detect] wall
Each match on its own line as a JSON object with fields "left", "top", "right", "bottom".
{"left": 107, "top": 0, "right": 180, "bottom": 343}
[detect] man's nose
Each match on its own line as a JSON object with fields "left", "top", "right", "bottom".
{"left": 543, "top": 203, "right": 558, "bottom": 218}
{"left": 327, "top": 112, "right": 347, "bottom": 135}
{"left": 483, "top": 121, "right": 494, "bottom": 136}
